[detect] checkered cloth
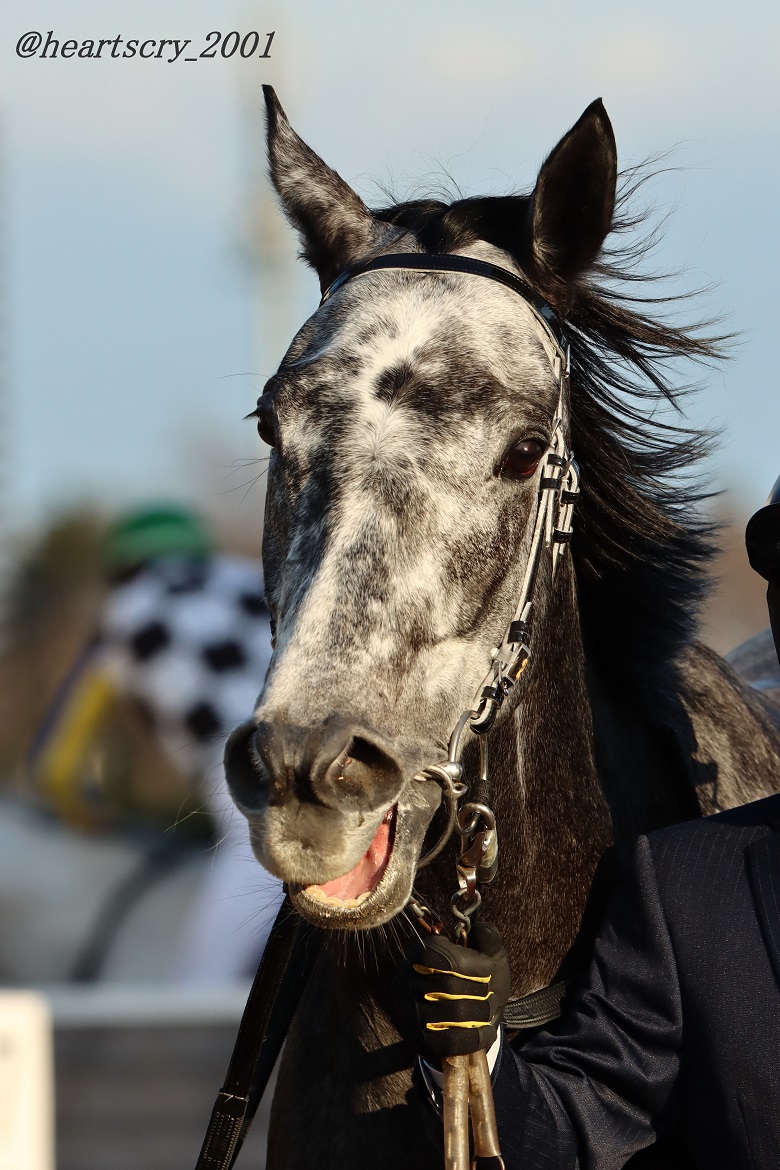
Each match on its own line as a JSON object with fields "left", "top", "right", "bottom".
{"left": 101, "top": 554, "right": 272, "bottom": 782}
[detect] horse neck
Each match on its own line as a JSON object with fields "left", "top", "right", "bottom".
{"left": 583, "top": 637, "right": 701, "bottom": 852}
{"left": 477, "top": 557, "right": 613, "bottom": 996}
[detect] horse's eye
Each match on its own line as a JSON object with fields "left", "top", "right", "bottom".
{"left": 256, "top": 407, "right": 275, "bottom": 449}
{"left": 500, "top": 439, "right": 546, "bottom": 481}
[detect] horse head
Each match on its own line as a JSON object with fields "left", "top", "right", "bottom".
{"left": 225, "top": 87, "right": 618, "bottom": 931}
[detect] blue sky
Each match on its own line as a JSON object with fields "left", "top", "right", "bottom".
{"left": 1, "top": 0, "right": 778, "bottom": 538}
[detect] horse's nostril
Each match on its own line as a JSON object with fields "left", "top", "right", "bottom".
{"left": 317, "top": 729, "right": 404, "bottom": 808}
{"left": 348, "top": 735, "right": 396, "bottom": 775}
{"left": 230, "top": 716, "right": 407, "bottom": 814}
{"left": 224, "top": 721, "right": 269, "bottom": 812}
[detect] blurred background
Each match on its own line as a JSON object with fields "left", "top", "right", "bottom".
{"left": 0, "top": 0, "right": 777, "bottom": 1166}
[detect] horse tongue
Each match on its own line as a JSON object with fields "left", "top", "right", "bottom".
{"left": 318, "top": 815, "right": 392, "bottom": 900}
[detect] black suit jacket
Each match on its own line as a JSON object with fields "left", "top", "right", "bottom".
{"left": 493, "top": 793, "right": 780, "bottom": 1169}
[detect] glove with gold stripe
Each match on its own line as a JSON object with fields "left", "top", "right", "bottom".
{"left": 393, "top": 921, "right": 511, "bottom": 1061}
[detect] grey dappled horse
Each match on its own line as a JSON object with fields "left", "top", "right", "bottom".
{"left": 225, "top": 89, "right": 780, "bottom": 1168}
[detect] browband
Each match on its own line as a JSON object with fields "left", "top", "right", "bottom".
{"left": 319, "top": 252, "right": 567, "bottom": 360}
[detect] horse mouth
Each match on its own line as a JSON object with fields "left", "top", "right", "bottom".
{"left": 293, "top": 804, "right": 398, "bottom": 919}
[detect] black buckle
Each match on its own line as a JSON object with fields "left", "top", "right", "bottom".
{"left": 508, "top": 619, "right": 530, "bottom": 644}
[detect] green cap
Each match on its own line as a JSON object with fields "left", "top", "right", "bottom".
{"left": 103, "top": 505, "right": 211, "bottom": 573}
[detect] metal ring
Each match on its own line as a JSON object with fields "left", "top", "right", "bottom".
{"left": 448, "top": 709, "right": 477, "bottom": 763}
{"left": 456, "top": 802, "right": 496, "bottom": 837}
{"left": 416, "top": 766, "right": 461, "bottom": 868}
{"left": 457, "top": 810, "right": 482, "bottom": 838}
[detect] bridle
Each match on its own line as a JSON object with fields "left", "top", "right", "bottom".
{"left": 321, "top": 252, "right": 579, "bottom": 943}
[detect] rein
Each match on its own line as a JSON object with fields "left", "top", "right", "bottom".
{"left": 195, "top": 254, "right": 578, "bottom": 1170}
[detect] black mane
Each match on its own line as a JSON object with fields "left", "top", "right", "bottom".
{"left": 374, "top": 189, "right": 722, "bottom": 702}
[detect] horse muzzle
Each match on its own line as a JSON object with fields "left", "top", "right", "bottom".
{"left": 224, "top": 715, "right": 443, "bottom": 926}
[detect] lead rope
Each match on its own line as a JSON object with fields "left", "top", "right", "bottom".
{"left": 447, "top": 739, "right": 504, "bottom": 1169}
{"left": 409, "top": 348, "right": 577, "bottom": 1170}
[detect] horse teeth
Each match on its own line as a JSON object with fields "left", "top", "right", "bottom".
{"left": 303, "top": 885, "right": 373, "bottom": 909}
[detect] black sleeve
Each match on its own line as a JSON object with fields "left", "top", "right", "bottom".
{"left": 494, "top": 835, "right": 683, "bottom": 1170}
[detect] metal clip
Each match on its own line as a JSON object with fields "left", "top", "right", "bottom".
{"left": 458, "top": 833, "right": 498, "bottom": 887}
{"left": 457, "top": 803, "right": 498, "bottom": 885}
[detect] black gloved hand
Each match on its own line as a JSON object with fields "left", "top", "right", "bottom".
{"left": 393, "top": 920, "right": 511, "bottom": 1062}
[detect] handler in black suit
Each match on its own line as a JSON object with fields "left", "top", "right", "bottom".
{"left": 397, "top": 482, "right": 780, "bottom": 1160}
{"left": 398, "top": 794, "right": 780, "bottom": 1168}
{"left": 395, "top": 483, "right": 780, "bottom": 1168}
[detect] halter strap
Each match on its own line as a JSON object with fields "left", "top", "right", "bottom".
{"left": 320, "top": 252, "right": 567, "bottom": 367}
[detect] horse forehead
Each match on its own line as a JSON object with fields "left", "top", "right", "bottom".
{"left": 339, "top": 277, "right": 547, "bottom": 371}
{"left": 287, "top": 278, "right": 553, "bottom": 421}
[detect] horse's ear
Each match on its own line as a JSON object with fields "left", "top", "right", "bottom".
{"left": 528, "top": 99, "right": 617, "bottom": 282}
{"left": 263, "top": 86, "right": 378, "bottom": 291}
